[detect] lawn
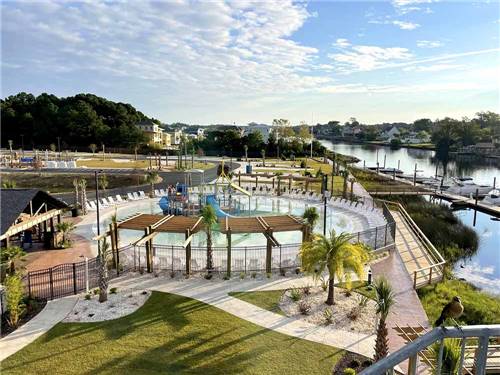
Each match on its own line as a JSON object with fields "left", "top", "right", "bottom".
{"left": 77, "top": 159, "right": 214, "bottom": 170}
{"left": 229, "top": 290, "right": 286, "bottom": 316}
{"left": 349, "top": 167, "right": 424, "bottom": 193}
{"left": 1, "top": 291, "right": 344, "bottom": 374}
{"left": 418, "top": 279, "right": 500, "bottom": 326}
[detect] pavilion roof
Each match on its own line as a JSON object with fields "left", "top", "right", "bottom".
{"left": 218, "top": 215, "right": 304, "bottom": 234}
{"left": 118, "top": 213, "right": 203, "bottom": 233}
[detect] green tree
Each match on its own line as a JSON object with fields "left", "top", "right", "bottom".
{"left": 300, "top": 230, "right": 370, "bottom": 305}
{"left": 145, "top": 171, "right": 159, "bottom": 197}
{"left": 200, "top": 205, "right": 217, "bottom": 274}
{"left": 297, "top": 124, "right": 312, "bottom": 141}
{"left": 1, "top": 246, "right": 26, "bottom": 276}
{"left": 2, "top": 180, "right": 17, "bottom": 188}
{"left": 99, "top": 173, "right": 109, "bottom": 191}
{"left": 261, "top": 149, "right": 266, "bottom": 167}
{"left": 302, "top": 207, "right": 319, "bottom": 231}
{"left": 55, "top": 221, "right": 75, "bottom": 247}
{"left": 98, "top": 238, "right": 110, "bottom": 303}
{"left": 373, "top": 277, "right": 396, "bottom": 362}
{"left": 89, "top": 143, "right": 97, "bottom": 154}
{"left": 5, "top": 273, "right": 25, "bottom": 328}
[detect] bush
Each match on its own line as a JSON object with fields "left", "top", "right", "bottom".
{"left": 279, "top": 268, "right": 286, "bottom": 277}
{"left": 5, "top": 273, "right": 26, "bottom": 328}
{"left": 320, "top": 277, "right": 328, "bottom": 292}
{"left": 239, "top": 272, "right": 245, "bottom": 280}
{"left": 204, "top": 273, "right": 213, "bottom": 280}
{"left": 170, "top": 271, "right": 176, "bottom": 278}
{"left": 251, "top": 272, "right": 257, "bottom": 279}
{"left": 290, "top": 288, "right": 302, "bottom": 302}
{"left": 323, "top": 308, "right": 333, "bottom": 324}
{"left": 300, "top": 160, "right": 306, "bottom": 168}
{"left": 93, "top": 288, "right": 99, "bottom": 295}
{"left": 266, "top": 272, "right": 271, "bottom": 279}
{"left": 347, "top": 306, "right": 361, "bottom": 321}
{"left": 110, "top": 287, "right": 117, "bottom": 294}
{"left": 298, "top": 300, "right": 311, "bottom": 315}
{"left": 223, "top": 275, "right": 230, "bottom": 280}
{"left": 84, "top": 294, "right": 91, "bottom": 300}
{"left": 357, "top": 295, "right": 369, "bottom": 308}
{"left": 343, "top": 368, "right": 356, "bottom": 375}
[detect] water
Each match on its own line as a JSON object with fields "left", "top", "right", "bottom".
{"left": 320, "top": 141, "right": 500, "bottom": 295}
{"left": 320, "top": 141, "right": 499, "bottom": 186}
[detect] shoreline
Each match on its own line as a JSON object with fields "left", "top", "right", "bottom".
{"left": 318, "top": 137, "right": 436, "bottom": 151}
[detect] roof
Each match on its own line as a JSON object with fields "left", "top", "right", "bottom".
{"left": 118, "top": 214, "right": 203, "bottom": 233}
{"left": 1, "top": 189, "right": 69, "bottom": 236}
{"left": 218, "top": 215, "right": 305, "bottom": 234}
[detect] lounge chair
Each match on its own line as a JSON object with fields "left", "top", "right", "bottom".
{"left": 160, "top": 189, "right": 166, "bottom": 196}
{"left": 85, "top": 202, "right": 93, "bottom": 212}
{"left": 154, "top": 189, "right": 161, "bottom": 196}
{"left": 99, "top": 198, "right": 109, "bottom": 207}
{"left": 88, "top": 201, "right": 97, "bottom": 210}
{"left": 127, "top": 192, "right": 136, "bottom": 201}
{"left": 107, "top": 196, "right": 116, "bottom": 205}
{"left": 115, "top": 194, "right": 124, "bottom": 203}
{"left": 132, "top": 192, "right": 141, "bottom": 200}
{"left": 138, "top": 191, "right": 147, "bottom": 199}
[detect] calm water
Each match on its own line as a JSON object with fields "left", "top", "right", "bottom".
{"left": 321, "top": 141, "right": 500, "bottom": 295}
{"left": 320, "top": 140, "right": 499, "bottom": 186}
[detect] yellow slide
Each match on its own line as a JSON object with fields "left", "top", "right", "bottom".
{"left": 229, "top": 181, "right": 251, "bottom": 197}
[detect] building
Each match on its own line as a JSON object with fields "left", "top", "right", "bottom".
{"left": 161, "top": 132, "right": 171, "bottom": 148}
{"left": 1, "top": 189, "right": 69, "bottom": 248}
{"left": 341, "top": 125, "right": 362, "bottom": 138}
{"left": 402, "top": 131, "right": 431, "bottom": 144}
{"left": 244, "top": 123, "right": 272, "bottom": 142}
{"left": 379, "top": 126, "right": 401, "bottom": 142}
{"left": 172, "top": 130, "right": 183, "bottom": 145}
{"left": 136, "top": 120, "right": 163, "bottom": 145}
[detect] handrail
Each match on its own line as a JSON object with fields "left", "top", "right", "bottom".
{"left": 360, "top": 325, "right": 500, "bottom": 375}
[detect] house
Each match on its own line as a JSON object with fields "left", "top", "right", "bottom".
{"left": 461, "top": 142, "right": 498, "bottom": 157}
{"left": 402, "top": 131, "right": 431, "bottom": 144}
{"left": 136, "top": 120, "right": 163, "bottom": 145}
{"left": 380, "top": 126, "right": 401, "bottom": 142}
{"left": 161, "top": 132, "right": 171, "bottom": 148}
{"left": 172, "top": 130, "right": 183, "bottom": 145}
{"left": 341, "top": 125, "right": 362, "bottom": 138}
{"left": 1, "top": 189, "right": 69, "bottom": 248}
{"left": 244, "top": 123, "right": 272, "bottom": 142}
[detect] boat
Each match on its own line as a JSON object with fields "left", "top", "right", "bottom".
{"left": 445, "top": 177, "right": 492, "bottom": 197}
{"left": 483, "top": 189, "right": 500, "bottom": 206}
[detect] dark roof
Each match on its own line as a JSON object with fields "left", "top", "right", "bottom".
{"left": 1, "top": 189, "right": 68, "bottom": 235}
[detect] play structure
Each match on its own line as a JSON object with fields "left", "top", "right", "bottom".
{"left": 159, "top": 160, "right": 251, "bottom": 217}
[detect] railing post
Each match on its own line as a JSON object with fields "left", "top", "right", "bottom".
{"left": 374, "top": 226, "right": 378, "bottom": 249}
{"left": 245, "top": 247, "right": 247, "bottom": 273}
{"left": 49, "top": 268, "right": 54, "bottom": 300}
{"left": 73, "top": 263, "right": 77, "bottom": 295}
{"left": 413, "top": 272, "right": 417, "bottom": 289}
{"left": 474, "top": 334, "right": 489, "bottom": 374}
{"left": 384, "top": 224, "right": 388, "bottom": 246}
{"left": 429, "top": 267, "right": 433, "bottom": 284}
{"left": 408, "top": 354, "right": 418, "bottom": 375}
{"left": 28, "top": 273, "right": 32, "bottom": 299}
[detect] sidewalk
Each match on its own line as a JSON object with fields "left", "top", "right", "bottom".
{"left": 110, "top": 274, "right": 376, "bottom": 358}
{"left": 0, "top": 295, "right": 78, "bottom": 362}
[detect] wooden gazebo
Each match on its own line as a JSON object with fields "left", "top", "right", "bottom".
{"left": 104, "top": 213, "right": 307, "bottom": 276}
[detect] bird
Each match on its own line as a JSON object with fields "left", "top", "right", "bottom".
{"left": 434, "top": 296, "right": 464, "bottom": 327}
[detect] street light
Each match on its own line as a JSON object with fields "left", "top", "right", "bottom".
{"left": 94, "top": 170, "right": 101, "bottom": 254}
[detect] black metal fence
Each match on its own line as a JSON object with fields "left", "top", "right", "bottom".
{"left": 25, "top": 221, "right": 395, "bottom": 300}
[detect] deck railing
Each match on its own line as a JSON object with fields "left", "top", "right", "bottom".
{"left": 360, "top": 325, "right": 500, "bottom": 375}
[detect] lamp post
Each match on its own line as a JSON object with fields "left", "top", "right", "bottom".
{"left": 94, "top": 170, "right": 101, "bottom": 254}
{"left": 79, "top": 255, "right": 89, "bottom": 293}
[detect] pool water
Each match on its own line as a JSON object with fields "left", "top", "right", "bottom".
{"left": 95, "top": 194, "right": 371, "bottom": 248}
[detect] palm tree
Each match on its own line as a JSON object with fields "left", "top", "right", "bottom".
{"left": 1, "top": 246, "right": 26, "bottom": 276}
{"left": 98, "top": 238, "right": 110, "bottom": 303}
{"left": 144, "top": 171, "right": 159, "bottom": 197}
{"left": 348, "top": 177, "right": 356, "bottom": 200}
{"left": 2, "top": 180, "right": 16, "bottom": 188}
{"left": 340, "top": 169, "right": 349, "bottom": 199}
{"left": 79, "top": 178, "right": 87, "bottom": 215}
{"left": 73, "top": 178, "right": 80, "bottom": 208}
{"left": 261, "top": 149, "right": 266, "bottom": 167}
{"left": 373, "top": 277, "right": 395, "bottom": 362}
{"left": 200, "top": 205, "right": 217, "bottom": 274}
{"left": 244, "top": 145, "right": 248, "bottom": 162}
{"left": 302, "top": 207, "right": 319, "bottom": 232}
{"left": 300, "top": 230, "right": 370, "bottom": 305}
{"left": 89, "top": 143, "right": 97, "bottom": 155}
{"left": 55, "top": 221, "right": 75, "bottom": 247}
{"left": 99, "top": 173, "right": 109, "bottom": 191}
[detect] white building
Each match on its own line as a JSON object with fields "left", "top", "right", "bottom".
{"left": 136, "top": 120, "right": 163, "bottom": 145}
{"left": 380, "top": 126, "right": 401, "bottom": 142}
{"left": 244, "top": 123, "right": 272, "bottom": 142}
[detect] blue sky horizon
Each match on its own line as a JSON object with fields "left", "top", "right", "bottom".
{"left": 2, "top": 0, "right": 499, "bottom": 125}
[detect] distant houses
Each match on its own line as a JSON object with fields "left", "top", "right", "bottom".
{"left": 244, "top": 123, "right": 272, "bottom": 142}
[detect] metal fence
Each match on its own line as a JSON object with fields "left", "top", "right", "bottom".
{"left": 25, "top": 221, "right": 395, "bottom": 300}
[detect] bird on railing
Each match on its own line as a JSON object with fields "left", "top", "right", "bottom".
{"left": 435, "top": 296, "right": 464, "bottom": 327}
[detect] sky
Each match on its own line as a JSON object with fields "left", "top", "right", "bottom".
{"left": 1, "top": 0, "right": 499, "bottom": 125}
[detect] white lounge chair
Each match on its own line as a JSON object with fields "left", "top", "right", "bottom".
{"left": 85, "top": 202, "right": 93, "bottom": 212}
{"left": 88, "top": 201, "right": 97, "bottom": 210}
{"left": 160, "top": 189, "right": 166, "bottom": 196}
{"left": 115, "top": 194, "right": 124, "bottom": 203}
{"left": 107, "top": 196, "right": 117, "bottom": 205}
{"left": 154, "top": 189, "right": 161, "bottom": 196}
{"left": 127, "top": 192, "right": 136, "bottom": 201}
{"left": 132, "top": 192, "right": 141, "bottom": 200}
{"left": 138, "top": 191, "right": 147, "bottom": 199}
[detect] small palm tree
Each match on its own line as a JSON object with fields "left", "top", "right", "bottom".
{"left": 73, "top": 178, "right": 80, "bottom": 208}
{"left": 145, "top": 171, "right": 159, "bottom": 197}
{"left": 79, "top": 178, "right": 87, "bottom": 215}
{"left": 1, "top": 246, "right": 26, "bottom": 276}
{"left": 98, "top": 238, "right": 110, "bottom": 303}
{"left": 261, "top": 149, "right": 266, "bottom": 167}
{"left": 200, "top": 205, "right": 217, "bottom": 274}
{"left": 2, "top": 180, "right": 16, "bottom": 188}
{"left": 373, "top": 277, "right": 395, "bottom": 362}
{"left": 300, "top": 230, "right": 370, "bottom": 305}
{"left": 244, "top": 145, "right": 248, "bottom": 162}
{"left": 99, "top": 173, "right": 109, "bottom": 191}
{"left": 89, "top": 143, "right": 97, "bottom": 154}
{"left": 55, "top": 221, "right": 75, "bottom": 247}
{"left": 302, "top": 206, "right": 319, "bottom": 232}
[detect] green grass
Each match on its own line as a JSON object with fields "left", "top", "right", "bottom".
{"left": 229, "top": 290, "right": 285, "bottom": 316}
{"left": 418, "top": 279, "right": 500, "bottom": 326}
{"left": 349, "top": 167, "right": 424, "bottom": 193}
{"left": 1, "top": 291, "right": 343, "bottom": 374}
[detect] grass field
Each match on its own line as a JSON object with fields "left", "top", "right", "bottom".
{"left": 229, "top": 290, "right": 286, "bottom": 316}
{"left": 76, "top": 159, "right": 214, "bottom": 170}
{"left": 349, "top": 167, "right": 424, "bottom": 193}
{"left": 1, "top": 292, "right": 344, "bottom": 374}
{"left": 2, "top": 172, "right": 147, "bottom": 193}
{"left": 418, "top": 279, "right": 500, "bottom": 326}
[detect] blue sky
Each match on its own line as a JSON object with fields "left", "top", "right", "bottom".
{"left": 1, "top": 0, "right": 499, "bottom": 124}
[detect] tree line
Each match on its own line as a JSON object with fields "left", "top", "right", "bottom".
{"left": 1, "top": 92, "right": 156, "bottom": 150}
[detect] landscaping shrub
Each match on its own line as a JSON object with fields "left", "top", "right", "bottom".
{"left": 303, "top": 285, "right": 311, "bottom": 295}
{"left": 323, "top": 308, "right": 333, "bottom": 324}
{"left": 5, "top": 273, "right": 26, "bottom": 328}
{"left": 251, "top": 272, "right": 257, "bottom": 279}
{"left": 110, "top": 287, "right": 117, "bottom": 294}
{"left": 357, "top": 295, "right": 369, "bottom": 308}
{"left": 239, "top": 272, "right": 245, "bottom": 279}
{"left": 290, "top": 288, "right": 302, "bottom": 302}
{"left": 93, "top": 288, "right": 99, "bottom": 295}
{"left": 347, "top": 306, "right": 361, "bottom": 321}
{"left": 170, "top": 271, "right": 175, "bottom": 278}
{"left": 298, "top": 300, "right": 311, "bottom": 315}
{"left": 343, "top": 368, "right": 356, "bottom": 375}
{"left": 279, "top": 268, "right": 286, "bottom": 277}
{"left": 84, "top": 294, "right": 91, "bottom": 300}
{"left": 320, "top": 277, "right": 328, "bottom": 292}
{"left": 266, "top": 272, "right": 271, "bottom": 279}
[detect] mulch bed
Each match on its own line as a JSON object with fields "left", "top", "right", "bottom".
{"left": 1, "top": 298, "right": 47, "bottom": 338}
{"left": 332, "top": 352, "right": 373, "bottom": 374}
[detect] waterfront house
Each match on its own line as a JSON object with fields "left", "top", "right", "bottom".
{"left": 136, "top": 120, "right": 163, "bottom": 146}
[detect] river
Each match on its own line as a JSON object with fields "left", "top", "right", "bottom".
{"left": 320, "top": 140, "right": 500, "bottom": 295}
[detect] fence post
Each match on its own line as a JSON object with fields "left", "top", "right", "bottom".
{"left": 28, "top": 273, "right": 32, "bottom": 299}
{"left": 384, "top": 224, "right": 388, "bottom": 246}
{"left": 73, "top": 263, "right": 77, "bottom": 295}
{"left": 245, "top": 247, "right": 247, "bottom": 273}
{"left": 413, "top": 272, "right": 417, "bottom": 289}
{"left": 49, "top": 268, "right": 54, "bottom": 300}
{"left": 357, "top": 231, "right": 360, "bottom": 242}
{"left": 374, "top": 227, "right": 378, "bottom": 249}
{"left": 429, "top": 267, "right": 433, "bottom": 284}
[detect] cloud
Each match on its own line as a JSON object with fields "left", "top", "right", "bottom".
{"left": 334, "top": 38, "right": 351, "bottom": 48}
{"left": 417, "top": 40, "right": 444, "bottom": 48}
{"left": 403, "top": 63, "right": 464, "bottom": 72}
{"left": 328, "top": 39, "right": 413, "bottom": 72}
{"left": 392, "top": 20, "right": 420, "bottom": 30}
{"left": 1, "top": 0, "right": 329, "bottom": 96}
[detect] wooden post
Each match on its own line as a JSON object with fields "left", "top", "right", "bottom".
{"left": 288, "top": 177, "right": 292, "bottom": 191}
{"left": 266, "top": 230, "right": 272, "bottom": 274}
{"left": 277, "top": 178, "right": 281, "bottom": 196}
{"left": 413, "top": 163, "right": 417, "bottom": 186}
{"left": 185, "top": 229, "right": 191, "bottom": 276}
{"left": 473, "top": 188, "right": 479, "bottom": 226}
{"left": 114, "top": 222, "right": 120, "bottom": 275}
{"left": 226, "top": 229, "right": 232, "bottom": 277}
{"left": 109, "top": 223, "right": 117, "bottom": 269}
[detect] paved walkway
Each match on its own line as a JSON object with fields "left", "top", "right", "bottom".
{"left": 110, "top": 273, "right": 376, "bottom": 358}
{"left": 0, "top": 295, "right": 78, "bottom": 362}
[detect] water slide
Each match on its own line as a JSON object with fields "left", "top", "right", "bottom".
{"left": 228, "top": 181, "right": 251, "bottom": 197}
{"left": 206, "top": 195, "right": 234, "bottom": 218}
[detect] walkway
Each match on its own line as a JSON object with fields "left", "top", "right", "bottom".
{"left": 110, "top": 274, "right": 376, "bottom": 358}
{"left": 0, "top": 295, "right": 78, "bottom": 362}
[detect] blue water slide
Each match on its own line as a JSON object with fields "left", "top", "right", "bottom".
{"left": 159, "top": 196, "right": 169, "bottom": 211}
{"left": 206, "top": 195, "right": 233, "bottom": 218}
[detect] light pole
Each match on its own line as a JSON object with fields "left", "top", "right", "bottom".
{"left": 80, "top": 255, "right": 89, "bottom": 293}
{"left": 94, "top": 170, "right": 101, "bottom": 254}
